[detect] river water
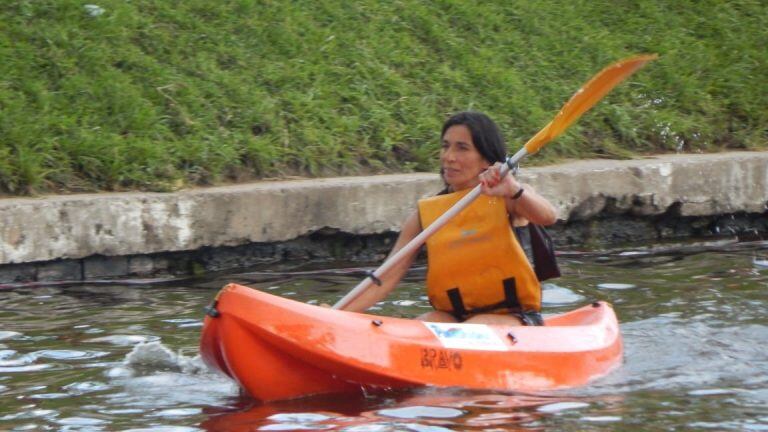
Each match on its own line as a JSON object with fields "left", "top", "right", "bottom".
{"left": 1, "top": 240, "right": 767, "bottom": 431}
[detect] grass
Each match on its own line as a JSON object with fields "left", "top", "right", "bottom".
{"left": 0, "top": 0, "right": 766, "bottom": 195}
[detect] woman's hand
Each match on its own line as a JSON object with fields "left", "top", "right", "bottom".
{"left": 479, "top": 163, "right": 558, "bottom": 226}
{"left": 479, "top": 163, "right": 522, "bottom": 198}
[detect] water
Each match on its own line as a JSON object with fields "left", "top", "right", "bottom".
{"left": 1, "top": 241, "right": 767, "bottom": 431}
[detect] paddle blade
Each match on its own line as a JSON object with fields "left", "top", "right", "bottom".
{"left": 524, "top": 54, "right": 658, "bottom": 154}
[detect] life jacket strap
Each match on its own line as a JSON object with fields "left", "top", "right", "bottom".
{"left": 447, "top": 288, "right": 467, "bottom": 319}
{"left": 502, "top": 277, "right": 521, "bottom": 310}
{"left": 446, "top": 278, "right": 523, "bottom": 321}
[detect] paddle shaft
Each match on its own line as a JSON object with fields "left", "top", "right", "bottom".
{"left": 332, "top": 146, "right": 528, "bottom": 310}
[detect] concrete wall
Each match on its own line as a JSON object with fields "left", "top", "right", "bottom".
{"left": 1, "top": 152, "right": 766, "bottom": 280}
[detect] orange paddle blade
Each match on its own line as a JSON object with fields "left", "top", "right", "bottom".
{"left": 524, "top": 54, "right": 658, "bottom": 154}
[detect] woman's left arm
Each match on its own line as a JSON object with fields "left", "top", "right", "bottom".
{"left": 505, "top": 182, "right": 558, "bottom": 226}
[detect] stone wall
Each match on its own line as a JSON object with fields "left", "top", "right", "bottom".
{"left": 1, "top": 152, "right": 766, "bottom": 284}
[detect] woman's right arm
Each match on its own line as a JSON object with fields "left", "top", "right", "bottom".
{"left": 339, "top": 210, "right": 421, "bottom": 313}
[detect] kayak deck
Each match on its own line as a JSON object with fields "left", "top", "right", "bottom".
{"left": 200, "top": 283, "right": 623, "bottom": 402}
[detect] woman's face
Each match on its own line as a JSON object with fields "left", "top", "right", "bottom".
{"left": 440, "top": 124, "right": 490, "bottom": 191}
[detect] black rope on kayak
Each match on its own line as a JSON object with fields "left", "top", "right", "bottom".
{"left": 366, "top": 270, "right": 383, "bottom": 286}
{"left": 204, "top": 300, "right": 220, "bottom": 318}
{"left": 507, "top": 332, "right": 518, "bottom": 344}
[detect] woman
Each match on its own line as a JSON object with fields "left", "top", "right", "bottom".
{"left": 341, "top": 112, "right": 558, "bottom": 326}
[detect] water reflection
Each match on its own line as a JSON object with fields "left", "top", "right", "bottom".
{"left": 199, "top": 388, "right": 608, "bottom": 431}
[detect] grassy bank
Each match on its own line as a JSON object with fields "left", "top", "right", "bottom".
{"left": 1, "top": 1, "right": 766, "bottom": 195}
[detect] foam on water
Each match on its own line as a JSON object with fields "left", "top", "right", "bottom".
{"left": 123, "top": 341, "right": 187, "bottom": 373}
{"left": 104, "top": 341, "right": 238, "bottom": 408}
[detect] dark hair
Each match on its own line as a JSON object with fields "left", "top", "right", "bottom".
{"left": 441, "top": 112, "right": 507, "bottom": 163}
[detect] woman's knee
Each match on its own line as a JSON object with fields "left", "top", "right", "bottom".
{"left": 416, "top": 310, "right": 458, "bottom": 323}
{"left": 464, "top": 314, "right": 523, "bottom": 326}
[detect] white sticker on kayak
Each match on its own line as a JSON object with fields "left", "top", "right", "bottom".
{"left": 423, "top": 322, "right": 508, "bottom": 351}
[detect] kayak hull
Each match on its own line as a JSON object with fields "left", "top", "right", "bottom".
{"left": 200, "top": 283, "right": 623, "bottom": 402}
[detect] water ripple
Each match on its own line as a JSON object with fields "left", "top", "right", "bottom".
{"left": 0, "top": 331, "right": 22, "bottom": 341}
{"left": 377, "top": 406, "right": 465, "bottom": 419}
{"left": 542, "top": 283, "right": 585, "bottom": 305}
{"left": 537, "top": 401, "right": 590, "bottom": 413}
{"left": 597, "top": 283, "right": 637, "bottom": 290}
{"left": 34, "top": 349, "right": 109, "bottom": 361}
{"left": 85, "top": 335, "right": 160, "bottom": 346}
{"left": 56, "top": 416, "right": 109, "bottom": 426}
{"left": 63, "top": 381, "right": 110, "bottom": 395}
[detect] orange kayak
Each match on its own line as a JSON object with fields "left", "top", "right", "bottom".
{"left": 200, "top": 283, "right": 623, "bottom": 402}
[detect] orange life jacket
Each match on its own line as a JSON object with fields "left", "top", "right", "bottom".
{"left": 417, "top": 189, "right": 542, "bottom": 318}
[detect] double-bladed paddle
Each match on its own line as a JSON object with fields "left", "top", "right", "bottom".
{"left": 333, "top": 54, "right": 658, "bottom": 310}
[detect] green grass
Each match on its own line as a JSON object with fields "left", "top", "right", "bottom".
{"left": 1, "top": 0, "right": 766, "bottom": 195}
